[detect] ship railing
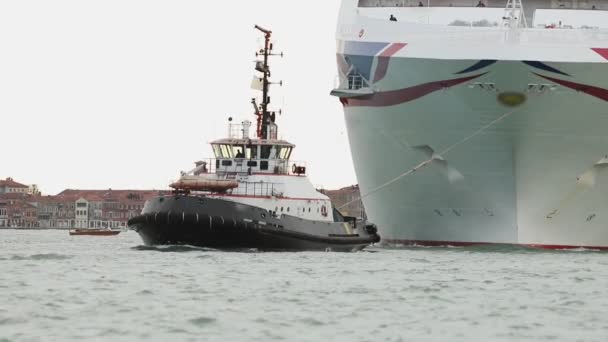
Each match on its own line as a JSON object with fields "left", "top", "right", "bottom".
{"left": 227, "top": 181, "right": 284, "bottom": 198}
{"left": 357, "top": 0, "right": 607, "bottom": 10}
{"left": 185, "top": 158, "right": 309, "bottom": 177}
{"left": 350, "top": 24, "right": 608, "bottom": 44}
{"left": 334, "top": 67, "right": 373, "bottom": 92}
{"left": 346, "top": 74, "right": 365, "bottom": 90}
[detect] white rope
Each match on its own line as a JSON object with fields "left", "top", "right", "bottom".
{"left": 337, "top": 108, "right": 519, "bottom": 210}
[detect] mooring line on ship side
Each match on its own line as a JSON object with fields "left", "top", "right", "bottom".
{"left": 337, "top": 108, "right": 519, "bottom": 210}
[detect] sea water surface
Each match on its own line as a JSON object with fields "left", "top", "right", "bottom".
{"left": 1, "top": 230, "right": 607, "bottom": 342}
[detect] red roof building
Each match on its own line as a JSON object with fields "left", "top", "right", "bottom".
{"left": 0, "top": 193, "right": 38, "bottom": 228}
{"left": 0, "top": 177, "right": 29, "bottom": 195}
{"left": 36, "top": 189, "right": 167, "bottom": 229}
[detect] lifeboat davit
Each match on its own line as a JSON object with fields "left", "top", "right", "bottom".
{"left": 169, "top": 175, "right": 238, "bottom": 192}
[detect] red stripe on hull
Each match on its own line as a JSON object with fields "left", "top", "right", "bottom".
{"left": 384, "top": 239, "right": 608, "bottom": 250}
{"left": 373, "top": 43, "right": 407, "bottom": 82}
{"left": 591, "top": 48, "right": 608, "bottom": 60}
{"left": 534, "top": 72, "right": 608, "bottom": 101}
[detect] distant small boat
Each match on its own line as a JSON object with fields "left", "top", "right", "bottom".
{"left": 69, "top": 229, "right": 121, "bottom": 236}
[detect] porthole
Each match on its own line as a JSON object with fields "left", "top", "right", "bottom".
{"left": 287, "top": 207, "right": 290, "bottom": 212}
{"left": 281, "top": 207, "right": 284, "bottom": 212}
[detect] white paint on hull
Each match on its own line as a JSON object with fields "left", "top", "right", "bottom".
{"left": 342, "top": 58, "right": 608, "bottom": 246}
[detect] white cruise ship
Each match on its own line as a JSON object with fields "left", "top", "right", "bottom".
{"left": 332, "top": 0, "right": 608, "bottom": 249}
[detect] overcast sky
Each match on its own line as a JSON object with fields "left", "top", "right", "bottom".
{"left": 0, "top": 0, "right": 356, "bottom": 195}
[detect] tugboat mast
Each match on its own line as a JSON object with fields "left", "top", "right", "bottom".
{"left": 253, "top": 25, "right": 281, "bottom": 139}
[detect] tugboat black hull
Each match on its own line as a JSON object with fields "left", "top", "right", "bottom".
{"left": 128, "top": 195, "right": 380, "bottom": 252}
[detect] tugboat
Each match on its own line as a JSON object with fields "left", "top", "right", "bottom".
{"left": 127, "top": 25, "right": 380, "bottom": 251}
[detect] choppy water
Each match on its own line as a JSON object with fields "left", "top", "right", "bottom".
{"left": 1, "top": 230, "right": 607, "bottom": 342}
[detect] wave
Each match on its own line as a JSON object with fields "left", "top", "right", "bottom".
{"left": 130, "top": 245, "right": 216, "bottom": 253}
{"left": 2, "top": 253, "right": 73, "bottom": 261}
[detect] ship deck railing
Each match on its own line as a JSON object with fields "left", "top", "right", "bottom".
{"left": 227, "top": 181, "right": 283, "bottom": 198}
{"left": 358, "top": 0, "right": 607, "bottom": 11}
{"left": 356, "top": 2, "right": 608, "bottom": 29}
{"left": 187, "top": 158, "right": 308, "bottom": 177}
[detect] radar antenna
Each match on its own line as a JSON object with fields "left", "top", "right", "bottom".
{"left": 252, "top": 25, "right": 283, "bottom": 139}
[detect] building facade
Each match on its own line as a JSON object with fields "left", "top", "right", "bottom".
{"left": 0, "top": 201, "right": 8, "bottom": 227}
{"left": 0, "top": 193, "right": 38, "bottom": 228}
{"left": 36, "top": 189, "right": 164, "bottom": 229}
{"left": 0, "top": 178, "right": 30, "bottom": 194}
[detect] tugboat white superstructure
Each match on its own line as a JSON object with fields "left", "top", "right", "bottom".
{"left": 128, "top": 25, "right": 379, "bottom": 251}
{"left": 333, "top": 0, "right": 608, "bottom": 249}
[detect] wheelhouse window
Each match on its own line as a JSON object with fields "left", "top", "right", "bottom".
{"left": 261, "top": 145, "right": 272, "bottom": 159}
{"left": 231, "top": 145, "right": 245, "bottom": 158}
{"left": 257, "top": 144, "right": 292, "bottom": 160}
{"left": 278, "top": 146, "right": 292, "bottom": 159}
{"left": 219, "top": 144, "right": 232, "bottom": 158}
{"left": 212, "top": 144, "right": 222, "bottom": 158}
{"left": 246, "top": 145, "right": 258, "bottom": 159}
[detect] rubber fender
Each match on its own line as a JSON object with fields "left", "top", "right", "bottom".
{"left": 365, "top": 224, "right": 378, "bottom": 235}
{"left": 154, "top": 212, "right": 168, "bottom": 224}
{"left": 211, "top": 216, "right": 224, "bottom": 227}
{"left": 168, "top": 212, "right": 182, "bottom": 225}
{"left": 183, "top": 212, "right": 198, "bottom": 225}
{"left": 236, "top": 219, "right": 248, "bottom": 230}
{"left": 198, "top": 214, "right": 211, "bottom": 229}
{"left": 127, "top": 215, "right": 144, "bottom": 225}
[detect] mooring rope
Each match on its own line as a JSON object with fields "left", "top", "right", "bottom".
{"left": 337, "top": 108, "right": 519, "bottom": 210}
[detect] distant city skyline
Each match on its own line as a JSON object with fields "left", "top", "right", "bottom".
{"left": 0, "top": 0, "right": 355, "bottom": 195}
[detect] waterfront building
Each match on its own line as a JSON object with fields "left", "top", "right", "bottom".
{"left": 75, "top": 198, "right": 89, "bottom": 229}
{"left": 0, "top": 193, "right": 38, "bottom": 228}
{"left": 54, "top": 189, "right": 164, "bottom": 229}
{"left": 0, "top": 201, "right": 7, "bottom": 227}
{"left": 0, "top": 178, "right": 30, "bottom": 194}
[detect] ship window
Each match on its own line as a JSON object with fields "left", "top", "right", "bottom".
{"left": 269, "top": 146, "right": 278, "bottom": 159}
{"left": 281, "top": 207, "right": 284, "bottom": 212}
{"left": 247, "top": 161, "right": 257, "bottom": 167}
{"left": 308, "top": 208, "right": 311, "bottom": 212}
{"left": 221, "top": 160, "right": 232, "bottom": 166}
{"left": 261, "top": 145, "right": 272, "bottom": 159}
{"left": 212, "top": 144, "right": 222, "bottom": 158}
{"left": 287, "top": 207, "right": 290, "bottom": 212}
{"left": 220, "top": 144, "right": 232, "bottom": 158}
{"left": 246, "top": 145, "right": 258, "bottom": 159}
{"left": 260, "top": 161, "right": 269, "bottom": 170}
{"left": 278, "top": 146, "right": 292, "bottom": 159}
{"left": 232, "top": 145, "right": 245, "bottom": 159}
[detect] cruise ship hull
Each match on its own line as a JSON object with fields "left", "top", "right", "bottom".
{"left": 335, "top": 6, "right": 608, "bottom": 248}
